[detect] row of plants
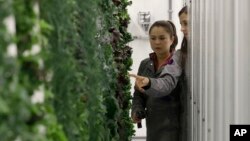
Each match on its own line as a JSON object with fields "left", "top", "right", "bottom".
{"left": 0, "top": 0, "right": 66, "bottom": 140}
{"left": 0, "top": 0, "right": 134, "bottom": 140}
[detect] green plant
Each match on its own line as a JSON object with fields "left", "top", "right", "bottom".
{"left": 0, "top": 0, "right": 66, "bottom": 140}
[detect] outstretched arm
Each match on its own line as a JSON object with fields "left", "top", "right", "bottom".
{"left": 130, "top": 51, "right": 183, "bottom": 97}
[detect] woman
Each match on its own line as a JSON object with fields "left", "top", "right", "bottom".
{"left": 131, "top": 20, "right": 181, "bottom": 141}
{"left": 131, "top": 6, "right": 189, "bottom": 141}
{"left": 178, "top": 5, "right": 189, "bottom": 141}
{"left": 179, "top": 5, "right": 188, "bottom": 68}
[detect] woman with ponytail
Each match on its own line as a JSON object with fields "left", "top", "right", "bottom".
{"left": 131, "top": 6, "right": 190, "bottom": 141}
{"left": 131, "top": 20, "right": 181, "bottom": 141}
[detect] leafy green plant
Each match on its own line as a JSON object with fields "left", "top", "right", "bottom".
{"left": 97, "top": 0, "right": 135, "bottom": 140}
{"left": 0, "top": 0, "right": 66, "bottom": 141}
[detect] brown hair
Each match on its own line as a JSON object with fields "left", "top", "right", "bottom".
{"left": 149, "top": 20, "right": 178, "bottom": 53}
{"left": 178, "top": 5, "right": 188, "bottom": 17}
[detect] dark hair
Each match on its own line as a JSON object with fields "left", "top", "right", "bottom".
{"left": 178, "top": 5, "right": 188, "bottom": 17}
{"left": 149, "top": 20, "right": 178, "bottom": 53}
{"left": 179, "top": 6, "right": 188, "bottom": 68}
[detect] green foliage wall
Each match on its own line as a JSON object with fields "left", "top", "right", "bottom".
{"left": 0, "top": 0, "right": 66, "bottom": 140}
{"left": 0, "top": 0, "right": 134, "bottom": 141}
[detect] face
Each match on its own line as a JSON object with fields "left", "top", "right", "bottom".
{"left": 149, "top": 26, "right": 174, "bottom": 55}
{"left": 179, "top": 13, "right": 189, "bottom": 38}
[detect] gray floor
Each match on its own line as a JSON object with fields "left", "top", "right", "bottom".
{"left": 132, "top": 136, "right": 146, "bottom": 141}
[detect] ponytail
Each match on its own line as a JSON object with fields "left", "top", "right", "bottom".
{"left": 167, "top": 21, "right": 178, "bottom": 53}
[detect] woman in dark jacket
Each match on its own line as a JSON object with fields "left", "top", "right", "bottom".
{"left": 131, "top": 20, "right": 182, "bottom": 141}
{"left": 131, "top": 6, "right": 189, "bottom": 141}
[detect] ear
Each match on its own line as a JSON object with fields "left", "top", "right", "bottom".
{"left": 170, "top": 36, "right": 175, "bottom": 45}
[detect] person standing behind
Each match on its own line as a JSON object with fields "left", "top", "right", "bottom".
{"left": 179, "top": 5, "right": 188, "bottom": 68}
{"left": 178, "top": 5, "right": 189, "bottom": 141}
{"left": 131, "top": 20, "right": 181, "bottom": 141}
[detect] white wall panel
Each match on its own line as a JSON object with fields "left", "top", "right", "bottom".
{"left": 191, "top": 0, "right": 250, "bottom": 141}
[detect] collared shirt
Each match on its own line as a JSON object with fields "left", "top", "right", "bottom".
{"left": 149, "top": 52, "right": 174, "bottom": 72}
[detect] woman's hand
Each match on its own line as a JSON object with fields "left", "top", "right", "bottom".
{"left": 129, "top": 74, "right": 149, "bottom": 93}
{"left": 131, "top": 112, "right": 141, "bottom": 123}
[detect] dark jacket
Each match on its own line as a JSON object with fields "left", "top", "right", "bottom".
{"left": 132, "top": 50, "right": 184, "bottom": 141}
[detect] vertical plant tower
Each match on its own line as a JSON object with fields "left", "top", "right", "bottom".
{"left": 0, "top": 0, "right": 134, "bottom": 141}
